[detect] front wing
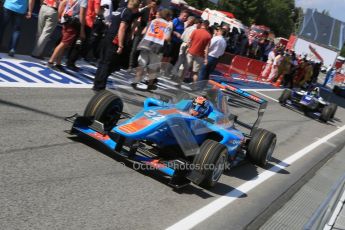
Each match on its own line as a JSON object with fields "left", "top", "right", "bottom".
{"left": 66, "top": 115, "right": 200, "bottom": 188}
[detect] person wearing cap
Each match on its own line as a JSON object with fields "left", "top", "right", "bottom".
{"left": 198, "top": 26, "right": 227, "bottom": 81}
{"left": 185, "top": 20, "right": 211, "bottom": 82}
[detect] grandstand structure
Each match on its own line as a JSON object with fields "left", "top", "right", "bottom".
{"left": 299, "top": 8, "right": 345, "bottom": 51}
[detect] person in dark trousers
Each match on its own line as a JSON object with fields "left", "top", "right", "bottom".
{"left": 128, "top": 0, "right": 159, "bottom": 69}
{"left": 169, "top": 10, "right": 188, "bottom": 65}
{"left": 283, "top": 51, "right": 298, "bottom": 89}
{"left": 65, "top": 0, "right": 102, "bottom": 70}
{"left": 47, "top": 0, "right": 87, "bottom": 70}
{"left": 311, "top": 61, "right": 322, "bottom": 83}
{"left": 92, "top": 0, "right": 140, "bottom": 91}
{"left": 198, "top": 26, "right": 227, "bottom": 81}
{"left": 0, "top": 0, "right": 35, "bottom": 56}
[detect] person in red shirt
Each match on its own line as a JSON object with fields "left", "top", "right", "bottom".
{"left": 47, "top": 0, "right": 87, "bottom": 70}
{"left": 66, "top": 0, "right": 102, "bottom": 70}
{"left": 185, "top": 20, "right": 211, "bottom": 82}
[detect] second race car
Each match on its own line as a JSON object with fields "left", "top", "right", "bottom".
{"left": 278, "top": 87, "right": 337, "bottom": 122}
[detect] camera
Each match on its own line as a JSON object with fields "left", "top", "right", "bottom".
{"left": 76, "top": 39, "right": 82, "bottom": 46}
{"left": 61, "top": 14, "right": 80, "bottom": 28}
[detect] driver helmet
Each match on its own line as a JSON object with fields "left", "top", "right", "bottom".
{"left": 311, "top": 87, "right": 320, "bottom": 97}
{"left": 189, "top": 96, "right": 211, "bottom": 118}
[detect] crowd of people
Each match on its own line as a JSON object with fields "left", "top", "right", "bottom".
{"left": 222, "top": 26, "right": 275, "bottom": 62}
{"left": 261, "top": 47, "right": 323, "bottom": 89}
{"left": 0, "top": 0, "right": 228, "bottom": 91}
{"left": 2, "top": 0, "right": 339, "bottom": 92}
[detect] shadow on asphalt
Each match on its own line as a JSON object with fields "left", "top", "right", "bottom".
{"left": 224, "top": 158, "right": 290, "bottom": 181}
{"left": 280, "top": 103, "right": 340, "bottom": 126}
{"left": 269, "top": 157, "right": 290, "bottom": 169}
{"left": 208, "top": 183, "right": 247, "bottom": 197}
{"left": 224, "top": 162, "right": 259, "bottom": 181}
{"left": 0, "top": 98, "right": 65, "bottom": 120}
{"left": 264, "top": 157, "right": 290, "bottom": 175}
{"left": 68, "top": 135, "right": 247, "bottom": 198}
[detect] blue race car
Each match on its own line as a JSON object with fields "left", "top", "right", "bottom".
{"left": 278, "top": 87, "right": 337, "bottom": 123}
{"left": 67, "top": 80, "right": 276, "bottom": 188}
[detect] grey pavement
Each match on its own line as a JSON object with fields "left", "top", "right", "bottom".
{"left": 0, "top": 86, "right": 344, "bottom": 230}
{"left": 335, "top": 203, "right": 345, "bottom": 230}
{"left": 260, "top": 141, "right": 345, "bottom": 230}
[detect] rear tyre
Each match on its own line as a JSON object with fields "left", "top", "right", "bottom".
{"left": 84, "top": 90, "right": 123, "bottom": 130}
{"left": 247, "top": 129, "right": 277, "bottom": 167}
{"left": 192, "top": 140, "right": 228, "bottom": 188}
{"left": 329, "top": 103, "right": 337, "bottom": 119}
{"left": 278, "top": 89, "right": 291, "bottom": 104}
{"left": 320, "top": 105, "right": 333, "bottom": 122}
{"left": 333, "top": 86, "right": 340, "bottom": 95}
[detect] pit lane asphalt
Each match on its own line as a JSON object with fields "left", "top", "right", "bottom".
{"left": 0, "top": 87, "right": 344, "bottom": 230}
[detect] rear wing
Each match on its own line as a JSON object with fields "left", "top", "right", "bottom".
{"left": 208, "top": 80, "right": 268, "bottom": 135}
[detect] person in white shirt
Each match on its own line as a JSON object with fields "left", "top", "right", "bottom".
{"left": 261, "top": 49, "right": 276, "bottom": 80}
{"left": 198, "top": 26, "right": 227, "bottom": 81}
{"left": 100, "top": 0, "right": 113, "bottom": 26}
{"left": 171, "top": 17, "right": 200, "bottom": 78}
{"left": 268, "top": 51, "right": 282, "bottom": 82}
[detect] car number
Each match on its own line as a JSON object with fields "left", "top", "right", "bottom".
{"left": 144, "top": 110, "right": 165, "bottom": 121}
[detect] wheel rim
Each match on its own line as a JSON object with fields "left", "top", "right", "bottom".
{"left": 103, "top": 103, "right": 122, "bottom": 128}
{"left": 265, "top": 138, "right": 276, "bottom": 163}
{"left": 212, "top": 154, "right": 226, "bottom": 182}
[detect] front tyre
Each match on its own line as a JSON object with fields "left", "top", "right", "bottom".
{"left": 278, "top": 89, "right": 291, "bottom": 105}
{"left": 329, "top": 103, "right": 337, "bottom": 119}
{"left": 320, "top": 105, "right": 333, "bottom": 123}
{"left": 84, "top": 90, "right": 123, "bottom": 130}
{"left": 248, "top": 129, "right": 277, "bottom": 167}
{"left": 191, "top": 140, "right": 228, "bottom": 188}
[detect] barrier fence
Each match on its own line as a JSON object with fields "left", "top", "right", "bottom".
{"left": 215, "top": 53, "right": 267, "bottom": 83}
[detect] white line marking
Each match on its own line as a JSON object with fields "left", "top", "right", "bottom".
{"left": 315, "top": 138, "right": 337, "bottom": 148}
{"left": 166, "top": 125, "right": 345, "bottom": 230}
{"left": 0, "top": 62, "right": 41, "bottom": 83}
{"left": 245, "top": 88, "right": 283, "bottom": 92}
{"left": 231, "top": 77, "right": 272, "bottom": 85}
{"left": 253, "top": 91, "right": 279, "bottom": 102}
{"left": 325, "top": 189, "right": 345, "bottom": 229}
{"left": 0, "top": 82, "right": 92, "bottom": 88}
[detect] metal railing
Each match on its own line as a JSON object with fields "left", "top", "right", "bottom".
{"left": 304, "top": 172, "right": 345, "bottom": 230}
